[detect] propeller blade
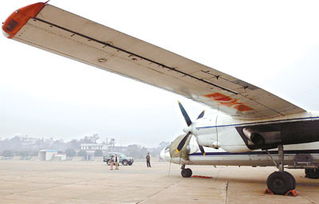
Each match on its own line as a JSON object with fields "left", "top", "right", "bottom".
{"left": 178, "top": 102, "right": 192, "bottom": 126}
{"left": 198, "top": 144, "right": 206, "bottom": 156}
{"left": 197, "top": 110, "right": 205, "bottom": 119}
{"left": 176, "top": 132, "right": 191, "bottom": 152}
{"left": 195, "top": 137, "right": 206, "bottom": 155}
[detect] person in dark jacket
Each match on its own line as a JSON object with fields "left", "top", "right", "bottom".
{"left": 146, "top": 152, "right": 151, "bottom": 167}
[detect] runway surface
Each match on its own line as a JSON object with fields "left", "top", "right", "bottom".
{"left": 0, "top": 160, "right": 318, "bottom": 203}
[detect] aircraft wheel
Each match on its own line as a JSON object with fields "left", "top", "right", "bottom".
{"left": 305, "top": 168, "right": 319, "bottom": 179}
{"left": 283, "top": 171, "right": 296, "bottom": 189}
{"left": 267, "top": 171, "right": 295, "bottom": 195}
{"left": 181, "top": 168, "right": 192, "bottom": 178}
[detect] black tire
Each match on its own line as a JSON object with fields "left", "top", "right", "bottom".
{"left": 305, "top": 168, "right": 319, "bottom": 179}
{"left": 181, "top": 168, "right": 192, "bottom": 178}
{"left": 283, "top": 171, "right": 296, "bottom": 189}
{"left": 305, "top": 168, "right": 310, "bottom": 178}
{"left": 267, "top": 171, "right": 295, "bottom": 195}
{"left": 122, "top": 160, "right": 128, "bottom": 166}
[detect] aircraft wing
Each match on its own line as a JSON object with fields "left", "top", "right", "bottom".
{"left": 2, "top": 2, "right": 306, "bottom": 119}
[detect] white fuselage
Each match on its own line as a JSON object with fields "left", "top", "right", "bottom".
{"left": 168, "top": 143, "right": 319, "bottom": 167}
{"left": 161, "top": 111, "right": 319, "bottom": 168}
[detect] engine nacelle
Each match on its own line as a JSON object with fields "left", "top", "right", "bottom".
{"left": 243, "top": 128, "right": 266, "bottom": 146}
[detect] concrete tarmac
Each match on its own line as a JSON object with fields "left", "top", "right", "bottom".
{"left": 0, "top": 160, "right": 318, "bottom": 204}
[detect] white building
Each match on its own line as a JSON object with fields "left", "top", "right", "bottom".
{"left": 80, "top": 143, "right": 106, "bottom": 151}
{"left": 54, "top": 154, "right": 67, "bottom": 161}
{"left": 38, "top": 149, "right": 58, "bottom": 161}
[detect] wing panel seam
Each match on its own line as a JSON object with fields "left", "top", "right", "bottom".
{"left": 32, "top": 17, "right": 238, "bottom": 95}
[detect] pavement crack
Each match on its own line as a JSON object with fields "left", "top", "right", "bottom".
{"left": 299, "top": 194, "right": 318, "bottom": 204}
{"left": 137, "top": 180, "right": 183, "bottom": 204}
{"left": 225, "top": 181, "right": 229, "bottom": 204}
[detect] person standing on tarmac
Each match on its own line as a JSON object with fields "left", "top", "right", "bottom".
{"left": 114, "top": 154, "right": 120, "bottom": 170}
{"left": 109, "top": 155, "right": 115, "bottom": 170}
{"left": 146, "top": 152, "right": 151, "bottom": 168}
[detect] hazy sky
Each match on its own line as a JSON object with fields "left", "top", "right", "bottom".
{"left": 1, "top": 0, "right": 319, "bottom": 147}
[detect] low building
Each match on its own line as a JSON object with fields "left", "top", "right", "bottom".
{"left": 54, "top": 154, "right": 67, "bottom": 161}
{"left": 38, "top": 149, "right": 58, "bottom": 161}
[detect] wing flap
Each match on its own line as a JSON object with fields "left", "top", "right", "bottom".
{"left": 4, "top": 3, "right": 306, "bottom": 119}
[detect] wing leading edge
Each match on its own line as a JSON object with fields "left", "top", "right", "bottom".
{"left": 2, "top": 2, "right": 306, "bottom": 119}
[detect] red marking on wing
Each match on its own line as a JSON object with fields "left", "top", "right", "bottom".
{"left": 204, "top": 92, "right": 253, "bottom": 112}
{"left": 234, "top": 104, "right": 253, "bottom": 111}
{"left": 2, "top": 2, "right": 46, "bottom": 38}
{"left": 204, "top": 93, "right": 232, "bottom": 101}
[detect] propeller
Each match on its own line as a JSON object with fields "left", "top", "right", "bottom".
{"left": 176, "top": 132, "right": 191, "bottom": 151}
{"left": 176, "top": 102, "right": 206, "bottom": 155}
{"left": 178, "top": 102, "right": 192, "bottom": 126}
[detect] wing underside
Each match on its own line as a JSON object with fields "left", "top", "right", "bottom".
{"left": 2, "top": 3, "right": 306, "bottom": 119}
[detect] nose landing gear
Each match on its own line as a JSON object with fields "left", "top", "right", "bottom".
{"left": 266, "top": 145, "right": 297, "bottom": 195}
{"left": 181, "top": 164, "right": 192, "bottom": 178}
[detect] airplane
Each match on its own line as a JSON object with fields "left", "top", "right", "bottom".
{"left": 159, "top": 104, "right": 319, "bottom": 179}
{"left": 2, "top": 2, "right": 319, "bottom": 195}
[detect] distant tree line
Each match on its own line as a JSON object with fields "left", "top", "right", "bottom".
{"left": 0, "top": 136, "right": 169, "bottom": 159}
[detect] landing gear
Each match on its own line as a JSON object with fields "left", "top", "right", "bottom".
{"left": 181, "top": 168, "right": 192, "bottom": 177}
{"left": 267, "top": 171, "right": 296, "bottom": 195}
{"left": 266, "top": 145, "right": 296, "bottom": 195}
{"left": 305, "top": 168, "right": 319, "bottom": 179}
{"left": 181, "top": 165, "right": 192, "bottom": 178}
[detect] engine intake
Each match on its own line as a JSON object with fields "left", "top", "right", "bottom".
{"left": 250, "top": 132, "right": 265, "bottom": 146}
{"left": 242, "top": 128, "right": 266, "bottom": 146}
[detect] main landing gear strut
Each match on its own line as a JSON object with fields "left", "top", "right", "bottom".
{"left": 181, "top": 164, "right": 192, "bottom": 178}
{"left": 266, "top": 145, "right": 296, "bottom": 195}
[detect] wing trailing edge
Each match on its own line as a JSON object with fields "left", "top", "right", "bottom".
{"left": 2, "top": 2, "right": 306, "bottom": 119}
